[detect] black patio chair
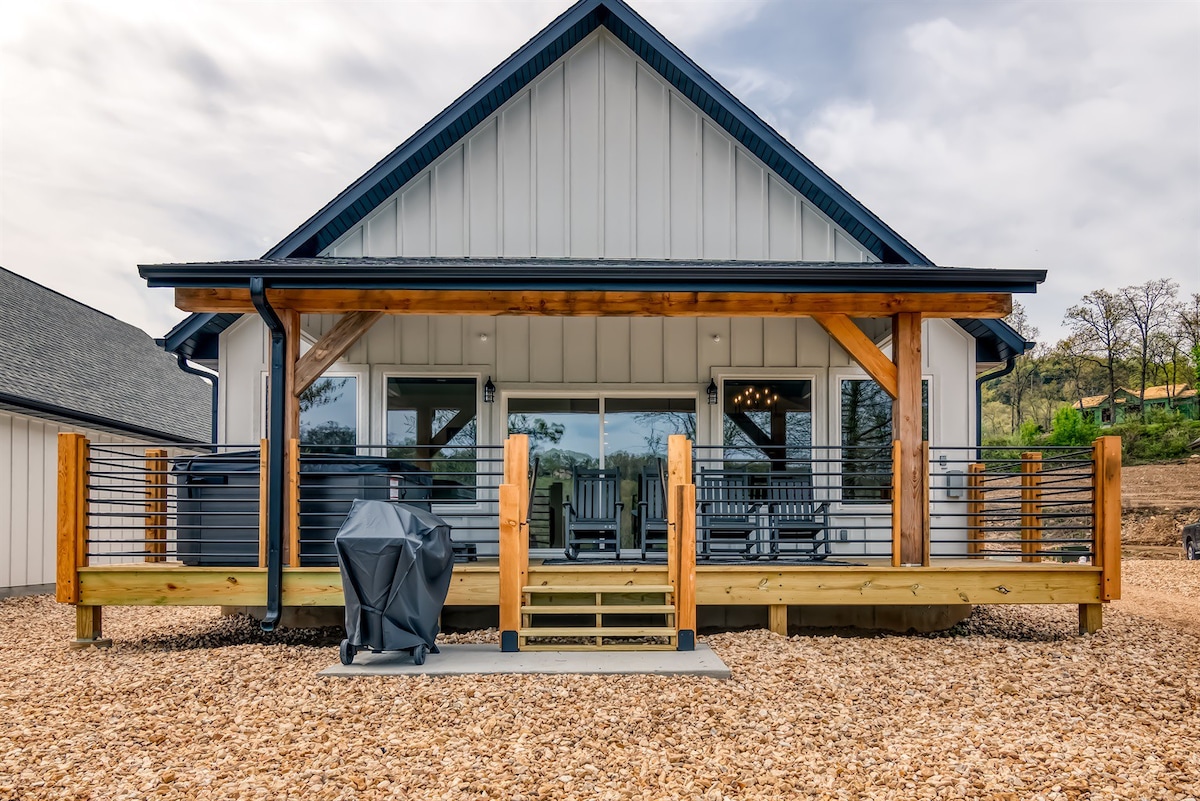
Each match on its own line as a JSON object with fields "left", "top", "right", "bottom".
{"left": 696, "top": 469, "right": 759, "bottom": 559}
{"left": 633, "top": 463, "right": 668, "bottom": 560}
{"left": 563, "top": 466, "right": 623, "bottom": 559}
{"left": 763, "top": 474, "right": 830, "bottom": 560}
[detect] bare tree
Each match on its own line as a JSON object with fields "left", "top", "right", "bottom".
{"left": 1119, "top": 279, "right": 1178, "bottom": 412}
{"left": 993, "top": 301, "right": 1042, "bottom": 433}
{"left": 1063, "top": 289, "right": 1131, "bottom": 424}
{"left": 1178, "top": 292, "right": 1200, "bottom": 385}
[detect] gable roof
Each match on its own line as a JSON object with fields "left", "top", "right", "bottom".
{"left": 0, "top": 267, "right": 212, "bottom": 442}
{"left": 163, "top": 0, "right": 1030, "bottom": 363}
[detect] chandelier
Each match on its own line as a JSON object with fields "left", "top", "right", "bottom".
{"left": 731, "top": 385, "right": 780, "bottom": 411}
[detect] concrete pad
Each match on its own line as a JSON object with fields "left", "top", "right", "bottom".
{"left": 320, "top": 643, "right": 730, "bottom": 679}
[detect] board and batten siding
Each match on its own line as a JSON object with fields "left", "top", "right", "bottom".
{"left": 220, "top": 314, "right": 976, "bottom": 452}
{"left": 0, "top": 410, "right": 146, "bottom": 593}
{"left": 322, "top": 28, "right": 876, "bottom": 264}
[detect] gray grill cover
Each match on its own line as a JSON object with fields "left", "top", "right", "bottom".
{"left": 335, "top": 500, "right": 454, "bottom": 652}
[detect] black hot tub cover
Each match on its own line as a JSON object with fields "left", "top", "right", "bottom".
{"left": 335, "top": 500, "right": 454, "bottom": 653}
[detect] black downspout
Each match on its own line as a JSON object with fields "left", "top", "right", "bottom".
{"left": 175, "top": 355, "right": 219, "bottom": 445}
{"left": 250, "top": 277, "right": 286, "bottom": 633}
{"left": 975, "top": 356, "right": 1017, "bottom": 448}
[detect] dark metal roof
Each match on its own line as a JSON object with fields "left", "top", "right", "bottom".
{"left": 141, "top": 257, "right": 1045, "bottom": 295}
{"left": 0, "top": 267, "right": 211, "bottom": 443}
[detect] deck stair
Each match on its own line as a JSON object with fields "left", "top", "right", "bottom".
{"left": 519, "top": 584, "right": 677, "bottom": 650}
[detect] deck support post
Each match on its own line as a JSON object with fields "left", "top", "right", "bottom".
{"left": 1078, "top": 603, "right": 1103, "bottom": 635}
{"left": 72, "top": 605, "right": 111, "bottom": 649}
{"left": 768, "top": 604, "right": 788, "bottom": 636}
{"left": 499, "top": 435, "right": 529, "bottom": 652}
{"left": 966, "top": 463, "right": 985, "bottom": 557}
{"left": 56, "top": 432, "right": 88, "bottom": 606}
{"left": 667, "top": 436, "right": 695, "bottom": 650}
{"left": 891, "top": 312, "right": 927, "bottom": 566}
{"left": 281, "top": 308, "right": 301, "bottom": 568}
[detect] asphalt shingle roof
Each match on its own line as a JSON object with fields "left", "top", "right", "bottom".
{"left": 0, "top": 267, "right": 211, "bottom": 442}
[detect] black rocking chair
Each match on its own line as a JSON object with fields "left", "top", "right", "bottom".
{"left": 763, "top": 474, "right": 830, "bottom": 560}
{"left": 696, "top": 469, "right": 760, "bottom": 559}
{"left": 563, "top": 466, "right": 623, "bottom": 559}
{"left": 633, "top": 463, "right": 668, "bottom": 560}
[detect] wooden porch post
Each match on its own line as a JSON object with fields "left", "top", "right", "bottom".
{"left": 281, "top": 309, "right": 301, "bottom": 567}
{"left": 1020, "top": 452, "right": 1043, "bottom": 563}
{"left": 499, "top": 434, "right": 529, "bottom": 652}
{"left": 892, "top": 312, "right": 927, "bottom": 566}
{"left": 966, "top": 463, "right": 985, "bottom": 557}
{"left": 145, "top": 449, "right": 168, "bottom": 563}
{"left": 57, "top": 433, "right": 110, "bottom": 648}
{"left": 668, "top": 435, "right": 695, "bottom": 650}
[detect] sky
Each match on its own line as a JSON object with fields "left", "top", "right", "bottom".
{"left": 1, "top": 0, "right": 1197, "bottom": 346}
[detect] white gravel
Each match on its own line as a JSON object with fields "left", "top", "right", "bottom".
{"left": 2, "top": 563, "right": 1198, "bottom": 800}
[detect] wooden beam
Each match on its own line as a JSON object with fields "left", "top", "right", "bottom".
{"left": 813, "top": 314, "right": 898, "bottom": 399}
{"left": 676, "top": 482, "right": 697, "bottom": 645}
{"left": 498, "top": 483, "right": 522, "bottom": 650}
{"left": 145, "top": 449, "right": 168, "bottom": 563}
{"left": 176, "top": 287, "right": 1013, "bottom": 318}
{"left": 56, "top": 433, "right": 87, "bottom": 604}
{"left": 892, "top": 312, "right": 926, "bottom": 566}
{"left": 282, "top": 309, "right": 301, "bottom": 567}
{"left": 966, "top": 463, "right": 985, "bottom": 557}
{"left": 293, "top": 311, "right": 381, "bottom": 396}
{"left": 288, "top": 439, "right": 301, "bottom": 568}
{"left": 1094, "top": 435, "right": 1122, "bottom": 601}
{"left": 71, "top": 606, "right": 110, "bottom": 649}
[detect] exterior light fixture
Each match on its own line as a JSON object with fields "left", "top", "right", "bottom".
{"left": 484, "top": 377, "right": 496, "bottom": 404}
{"left": 707, "top": 379, "right": 719, "bottom": 405}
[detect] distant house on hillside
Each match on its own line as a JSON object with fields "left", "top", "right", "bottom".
{"left": 1075, "top": 384, "right": 1199, "bottom": 425}
{"left": 0, "top": 267, "right": 212, "bottom": 596}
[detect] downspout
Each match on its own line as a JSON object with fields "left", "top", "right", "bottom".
{"left": 975, "top": 356, "right": 1017, "bottom": 447}
{"left": 175, "top": 355, "right": 219, "bottom": 445}
{"left": 250, "top": 277, "right": 286, "bottom": 632}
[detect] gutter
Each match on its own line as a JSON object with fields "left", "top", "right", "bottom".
{"left": 0, "top": 391, "right": 205, "bottom": 444}
{"left": 975, "top": 357, "right": 1017, "bottom": 447}
{"left": 175, "top": 355, "right": 219, "bottom": 446}
{"left": 249, "top": 277, "right": 286, "bottom": 633}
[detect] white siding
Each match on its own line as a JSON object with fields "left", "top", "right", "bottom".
{"left": 0, "top": 410, "right": 145, "bottom": 592}
{"left": 222, "top": 315, "right": 975, "bottom": 453}
{"left": 327, "top": 29, "right": 877, "bottom": 264}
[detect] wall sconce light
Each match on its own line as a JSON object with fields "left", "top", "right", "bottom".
{"left": 707, "top": 379, "right": 719, "bottom": 405}
{"left": 484, "top": 377, "right": 496, "bottom": 404}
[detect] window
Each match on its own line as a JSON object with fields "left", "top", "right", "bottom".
{"left": 840, "top": 378, "right": 928, "bottom": 502}
{"left": 386, "top": 377, "right": 477, "bottom": 501}
{"left": 722, "top": 380, "right": 812, "bottom": 472}
{"left": 298, "top": 376, "right": 358, "bottom": 454}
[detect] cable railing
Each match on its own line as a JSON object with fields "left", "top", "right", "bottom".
{"left": 691, "top": 445, "right": 895, "bottom": 561}
{"left": 296, "top": 444, "right": 505, "bottom": 564}
{"left": 929, "top": 446, "right": 1097, "bottom": 561}
{"left": 84, "top": 443, "right": 261, "bottom": 564}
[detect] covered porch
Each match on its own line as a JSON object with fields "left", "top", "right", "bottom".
{"left": 56, "top": 257, "right": 1120, "bottom": 649}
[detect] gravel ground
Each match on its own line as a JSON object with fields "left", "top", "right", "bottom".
{"left": 3, "top": 566, "right": 1199, "bottom": 800}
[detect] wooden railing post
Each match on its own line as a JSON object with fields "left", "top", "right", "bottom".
{"left": 1093, "top": 436, "right": 1121, "bottom": 601}
{"left": 890, "top": 440, "right": 902, "bottom": 567}
{"left": 966, "top": 463, "right": 985, "bottom": 557}
{"left": 499, "top": 434, "right": 529, "bottom": 652}
{"left": 145, "top": 448, "right": 168, "bottom": 563}
{"left": 56, "top": 433, "right": 88, "bottom": 604}
{"left": 258, "top": 440, "right": 268, "bottom": 568}
{"left": 1020, "top": 452, "right": 1043, "bottom": 563}
{"left": 675, "top": 482, "right": 697, "bottom": 650}
{"left": 288, "top": 438, "right": 301, "bottom": 567}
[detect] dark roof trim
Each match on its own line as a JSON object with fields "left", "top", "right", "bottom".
{"left": 956, "top": 318, "right": 1035, "bottom": 362}
{"left": 263, "top": 0, "right": 927, "bottom": 265}
{"left": 141, "top": 258, "right": 1046, "bottom": 295}
{"left": 0, "top": 392, "right": 206, "bottom": 444}
{"left": 160, "top": 312, "right": 239, "bottom": 361}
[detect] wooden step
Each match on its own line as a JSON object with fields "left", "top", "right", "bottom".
{"left": 523, "top": 584, "right": 674, "bottom": 595}
{"left": 520, "top": 643, "right": 678, "bottom": 651}
{"left": 522, "top": 604, "right": 675, "bottom": 615}
{"left": 518, "top": 626, "right": 677, "bottom": 638}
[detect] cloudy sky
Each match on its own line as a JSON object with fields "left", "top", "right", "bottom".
{"left": 1, "top": 0, "right": 1196, "bottom": 344}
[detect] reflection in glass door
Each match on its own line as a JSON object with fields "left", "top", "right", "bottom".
{"left": 508, "top": 396, "right": 696, "bottom": 552}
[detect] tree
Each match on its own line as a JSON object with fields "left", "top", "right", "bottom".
{"left": 993, "top": 301, "right": 1041, "bottom": 433}
{"left": 1118, "top": 278, "right": 1178, "bottom": 412}
{"left": 1177, "top": 292, "right": 1200, "bottom": 387}
{"left": 1063, "top": 289, "right": 1131, "bottom": 425}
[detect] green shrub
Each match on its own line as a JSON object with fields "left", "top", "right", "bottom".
{"left": 1109, "top": 416, "right": 1200, "bottom": 464}
{"left": 1047, "top": 406, "right": 1100, "bottom": 446}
